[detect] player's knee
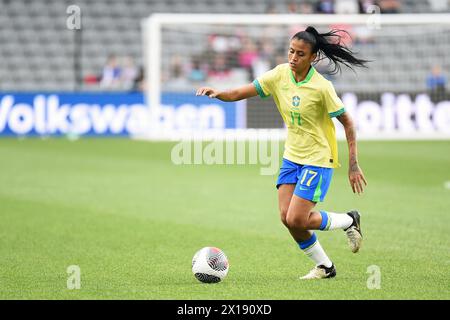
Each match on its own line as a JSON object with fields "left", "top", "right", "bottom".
{"left": 286, "top": 215, "right": 308, "bottom": 231}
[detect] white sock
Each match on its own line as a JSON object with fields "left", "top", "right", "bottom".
{"left": 319, "top": 211, "right": 353, "bottom": 231}
{"left": 298, "top": 233, "right": 333, "bottom": 268}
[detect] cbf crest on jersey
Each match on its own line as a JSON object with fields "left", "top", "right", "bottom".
{"left": 292, "top": 95, "right": 300, "bottom": 107}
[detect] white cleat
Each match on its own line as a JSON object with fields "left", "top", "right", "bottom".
{"left": 345, "top": 210, "right": 363, "bottom": 253}
{"left": 300, "top": 264, "right": 336, "bottom": 280}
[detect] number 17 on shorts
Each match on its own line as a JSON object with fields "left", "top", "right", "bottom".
{"left": 295, "top": 165, "right": 333, "bottom": 202}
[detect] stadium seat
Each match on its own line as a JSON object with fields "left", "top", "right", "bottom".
{"left": 1, "top": 0, "right": 448, "bottom": 91}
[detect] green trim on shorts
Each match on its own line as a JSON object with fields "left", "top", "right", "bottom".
{"left": 312, "top": 175, "right": 323, "bottom": 202}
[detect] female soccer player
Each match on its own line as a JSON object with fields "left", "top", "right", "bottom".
{"left": 196, "top": 26, "right": 368, "bottom": 279}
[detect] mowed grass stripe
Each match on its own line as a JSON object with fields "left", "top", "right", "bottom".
{"left": 0, "top": 138, "right": 449, "bottom": 299}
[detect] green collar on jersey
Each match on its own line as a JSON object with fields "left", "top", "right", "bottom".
{"left": 290, "top": 65, "right": 315, "bottom": 86}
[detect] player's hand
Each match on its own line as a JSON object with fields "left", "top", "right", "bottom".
{"left": 349, "top": 164, "right": 367, "bottom": 194}
{"left": 196, "top": 87, "right": 220, "bottom": 98}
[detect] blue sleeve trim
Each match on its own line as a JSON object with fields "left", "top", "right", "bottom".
{"left": 329, "top": 107, "right": 346, "bottom": 118}
{"left": 253, "top": 79, "right": 270, "bottom": 99}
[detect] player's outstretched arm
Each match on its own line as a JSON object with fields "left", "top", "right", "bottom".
{"left": 196, "top": 83, "right": 258, "bottom": 102}
{"left": 337, "top": 112, "right": 368, "bottom": 194}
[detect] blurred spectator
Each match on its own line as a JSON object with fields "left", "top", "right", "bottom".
{"left": 252, "top": 42, "right": 275, "bottom": 78}
{"left": 238, "top": 38, "right": 259, "bottom": 81}
{"left": 299, "top": 2, "right": 314, "bottom": 13}
{"left": 188, "top": 59, "right": 207, "bottom": 83}
{"left": 120, "top": 56, "right": 138, "bottom": 90}
{"left": 170, "top": 55, "right": 184, "bottom": 80}
{"left": 208, "top": 54, "right": 231, "bottom": 81}
{"left": 100, "top": 55, "right": 121, "bottom": 90}
{"left": 287, "top": 1, "right": 298, "bottom": 13}
{"left": 209, "top": 34, "right": 233, "bottom": 53}
{"left": 200, "top": 39, "right": 217, "bottom": 70}
{"left": 133, "top": 66, "right": 145, "bottom": 92}
{"left": 426, "top": 65, "right": 447, "bottom": 93}
{"left": 335, "top": 0, "right": 359, "bottom": 13}
{"left": 316, "top": 0, "right": 335, "bottom": 13}
{"left": 358, "top": 0, "right": 377, "bottom": 13}
{"left": 83, "top": 74, "right": 99, "bottom": 86}
{"left": 377, "top": 0, "right": 401, "bottom": 13}
{"left": 166, "top": 55, "right": 190, "bottom": 91}
{"left": 203, "top": 33, "right": 240, "bottom": 70}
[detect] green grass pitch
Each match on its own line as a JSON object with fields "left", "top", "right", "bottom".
{"left": 0, "top": 138, "right": 449, "bottom": 299}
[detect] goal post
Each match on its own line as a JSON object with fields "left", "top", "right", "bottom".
{"left": 141, "top": 13, "right": 450, "bottom": 140}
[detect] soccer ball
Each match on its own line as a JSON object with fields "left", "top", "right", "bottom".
{"left": 192, "top": 247, "right": 229, "bottom": 283}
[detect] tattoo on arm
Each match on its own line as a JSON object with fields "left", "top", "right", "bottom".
{"left": 347, "top": 128, "right": 359, "bottom": 171}
{"left": 338, "top": 114, "right": 359, "bottom": 173}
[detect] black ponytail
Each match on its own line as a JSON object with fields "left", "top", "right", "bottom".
{"left": 292, "top": 26, "right": 369, "bottom": 74}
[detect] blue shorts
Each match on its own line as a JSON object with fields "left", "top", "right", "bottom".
{"left": 276, "top": 158, "right": 333, "bottom": 202}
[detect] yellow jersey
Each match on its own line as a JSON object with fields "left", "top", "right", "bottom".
{"left": 253, "top": 63, "right": 345, "bottom": 168}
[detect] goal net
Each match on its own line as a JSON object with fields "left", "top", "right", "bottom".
{"left": 142, "top": 14, "right": 450, "bottom": 140}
